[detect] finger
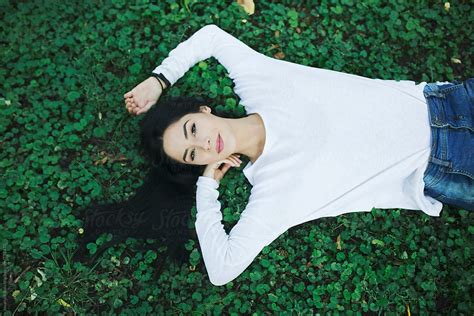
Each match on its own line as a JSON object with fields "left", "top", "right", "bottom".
{"left": 217, "top": 160, "right": 227, "bottom": 168}
{"left": 224, "top": 158, "right": 235, "bottom": 166}
{"left": 228, "top": 158, "right": 239, "bottom": 167}
{"left": 231, "top": 154, "right": 242, "bottom": 161}
{"left": 215, "top": 160, "right": 227, "bottom": 169}
{"left": 229, "top": 157, "right": 241, "bottom": 166}
{"left": 220, "top": 163, "right": 232, "bottom": 173}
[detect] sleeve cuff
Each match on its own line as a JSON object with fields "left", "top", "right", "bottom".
{"left": 197, "top": 176, "right": 219, "bottom": 189}
{"left": 151, "top": 71, "right": 171, "bottom": 88}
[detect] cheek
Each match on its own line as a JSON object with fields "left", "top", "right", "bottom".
{"left": 201, "top": 150, "right": 212, "bottom": 161}
{"left": 201, "top": 151, "right": 215, "bottom": 164}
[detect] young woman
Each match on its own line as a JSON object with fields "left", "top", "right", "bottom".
{"left": 122, "top": 24, "right": 473, "bottom": 286}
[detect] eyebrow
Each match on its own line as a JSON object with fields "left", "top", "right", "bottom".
{"left": 182, "top": 119, "right": 190, "bottom": 162}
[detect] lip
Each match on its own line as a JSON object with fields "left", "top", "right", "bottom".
{"left": 216, "top": 133, "right": 223, "bottom": 153}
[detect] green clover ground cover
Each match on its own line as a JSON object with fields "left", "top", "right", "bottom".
{"left": 1, "top": 0, "right": 473, "bottom": 314}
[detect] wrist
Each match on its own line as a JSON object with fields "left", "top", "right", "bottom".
{"left": 157, "top": 77, "right": 168, "bottom": 89}
{"left": 150, "top": 73, "right": 169, "bottom": 90}
{"left": 150, "top": 76, "right": 165, "bottom": 91}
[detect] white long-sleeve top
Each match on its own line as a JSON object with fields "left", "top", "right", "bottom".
{"left": 152, "top": 24, "right": 443, "bottom": 286}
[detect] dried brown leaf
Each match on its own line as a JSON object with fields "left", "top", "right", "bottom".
{"left": 274, "top": 51, "right": 285, "bottom": 59}
{"left": 94, "top": 156, "right": 108, "bottom": 166}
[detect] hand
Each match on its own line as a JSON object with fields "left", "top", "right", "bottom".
{"left": 202, "top": 154, "right": 242, "bottom": 184}
{"left": 123, "top": 76, "right": 164, "bottom": 116}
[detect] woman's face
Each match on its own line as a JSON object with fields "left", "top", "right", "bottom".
{"left": 162, "top": 106, "right": 236, "bottom": 166}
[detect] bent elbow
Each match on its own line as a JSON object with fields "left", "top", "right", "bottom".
{"left": 208, "top": 266, "right": 236, "bottom": 286}
{"left": 202, "top": 24, "right": 219, "bottom": 31}
{"left": 209, "top": 275, "right": 232, "bottom": 286}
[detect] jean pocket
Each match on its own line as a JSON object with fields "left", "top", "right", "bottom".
{"left": 445, "top": 163, "right": 474, "bottom": 181}
{"left": 423, "top": 162, "right": 447, "bottom": 189}
{"left": 443, "top": 127, "right": 474, "bottom": 181}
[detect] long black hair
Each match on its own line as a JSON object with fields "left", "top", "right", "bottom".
{"left": 72, "top": 96, "right": 214, "bottom": 267}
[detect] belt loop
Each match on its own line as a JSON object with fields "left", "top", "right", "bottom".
{"left": 429, "top": 156, "right": 452, "bottom": 168}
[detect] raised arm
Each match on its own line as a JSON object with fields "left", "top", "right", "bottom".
{"left": 125, "top": 24, "right": 263, "bottom": 116}
{"left": 152, "top": 24, "right": 261, "bottom": 87}
{"left": 195, "top": 176, "right": 282, "bottom": 286}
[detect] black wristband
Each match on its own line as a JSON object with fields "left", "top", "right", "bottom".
{"left": 153, "top": 74, "right": 164, "bottom": 91}
{"left": 151, "top": 73, "right": 171, "bottom": 90}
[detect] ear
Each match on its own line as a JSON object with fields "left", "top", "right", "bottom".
{"left": 199, "top": 105, "right": 212, "bottom": 113}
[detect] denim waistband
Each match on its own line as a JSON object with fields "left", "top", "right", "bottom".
{"left": 422, "top": 80, "right": 474, "bottom": 132}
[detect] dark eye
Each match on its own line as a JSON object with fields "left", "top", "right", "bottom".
{"left": 191, "top": 123, "right": 196, "bottom": 161}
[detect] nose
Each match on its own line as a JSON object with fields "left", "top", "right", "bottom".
{"left": 194, "top": 136, "right": 211, "bottom": 151}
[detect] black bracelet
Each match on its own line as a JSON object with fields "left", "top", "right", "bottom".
{"left": 151, "top": 73, "right": 171, "bottom": 90}
{"left": 153, "top": 74, "right": 164, "bottom": 90}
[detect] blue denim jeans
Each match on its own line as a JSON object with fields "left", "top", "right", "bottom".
{"left": 422, "top": 78, "right": 474, "bottom": 211}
